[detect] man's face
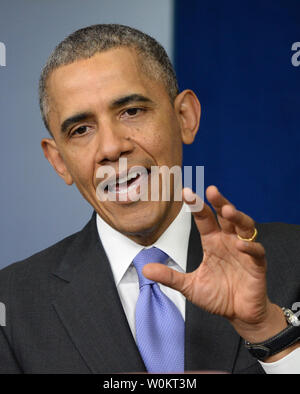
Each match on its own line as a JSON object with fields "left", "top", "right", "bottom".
{"left": 43, "top": 47, "right": 199, "bottom": 244}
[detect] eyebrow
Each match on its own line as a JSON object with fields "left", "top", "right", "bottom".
{"left": 60, "top": 94, "right": 154, "bottom": 134}
{"left": 109, "top": 94, "right": 154, "bottom": 109}
{"left": 60, "top": 112, "right": 93, "bottom": 135}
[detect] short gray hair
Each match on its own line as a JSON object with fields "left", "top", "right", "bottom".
{"left": 39, "top": 24, "right": 179, "bottom": 133}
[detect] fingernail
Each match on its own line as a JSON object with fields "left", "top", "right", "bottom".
{"left": 183, "top": 188, "right": 195, "bottom": 202}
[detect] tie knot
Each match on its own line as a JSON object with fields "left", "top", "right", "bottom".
{"left": 133, "top": 247, "right": 169, "bottom": 288}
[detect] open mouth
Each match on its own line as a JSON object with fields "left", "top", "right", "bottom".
{"left": 101, "top": 167, "right": 151, "bottom": 200}
{"left": 105, "top": 170, "right": 141, "bottom": 193}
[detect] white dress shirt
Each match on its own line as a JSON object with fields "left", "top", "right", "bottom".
{"left": 97, "top": 204, "right": 190, "bottom": 339}
{"left": 96, "top": 204, "right": 300, "bottom": 374}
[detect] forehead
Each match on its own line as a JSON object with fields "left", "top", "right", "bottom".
{"left": 47, "top": 47, "right": 167, "bottom": 117}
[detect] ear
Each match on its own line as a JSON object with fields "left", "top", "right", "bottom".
{"left": 41, "top": 138, "right": 73, "bottom": 185}
{"left": 174, "top": 89, "right": 201, "bottom": 145}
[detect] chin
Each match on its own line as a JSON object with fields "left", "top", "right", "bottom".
{"left": 111, "top": 200, "right": 170, "bottom": 242}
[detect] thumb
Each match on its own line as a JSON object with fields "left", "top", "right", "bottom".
{"left": 142, "top": 263, "right": 187, "bottom": 293}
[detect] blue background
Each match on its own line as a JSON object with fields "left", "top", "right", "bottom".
{"left": 175, "top": 0, "right": 300, "bottom": 224}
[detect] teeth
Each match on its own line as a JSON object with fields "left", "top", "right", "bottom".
{"left": 105, "top": 170, "right": 141, "bottom": 191}
{"left": 113, "top": 171, "right": 140, "bottom": 187}
{"left": 128, "top": 171, "right": 140, "bottom": 181}
{"left": 112, "top": 181, "right": 139, "bottom": 194}
{"left": 119, "top": 171, "right": 139, "bottom": 185}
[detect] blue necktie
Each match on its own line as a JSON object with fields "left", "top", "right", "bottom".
{"left": 133, "top": 247, "right": 185, "bottom": 373}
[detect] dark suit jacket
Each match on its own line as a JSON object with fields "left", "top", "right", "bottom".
{"left": 0, "top": 213, "right": 299, "bottom": 374}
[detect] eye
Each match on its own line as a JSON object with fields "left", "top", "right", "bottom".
{"left": 121, "top": 107, "right": 145, "bottom": 119}
{"left": 71, "top": 125, "right": 91, "bottom": 137}
{"left": 126, "top": 108, "right": 139, "bottom": 116}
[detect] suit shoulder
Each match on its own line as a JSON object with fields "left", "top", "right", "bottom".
{"left": 257, "top": 222, "right": 300, "bottom": 247}
{"left": 257, "top": 221, "right": 299, "bottom": 234}
{"left": 257, "top": 222, "right": 300, "bottom": 298}
{"left": 0, "top": 214, "right": 96, "bottom": 305}
{"left": 0, "top": 231, "right": 79, "bottom": 287}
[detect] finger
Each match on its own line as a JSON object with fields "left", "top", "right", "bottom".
{"left": 221, "top": 204, "right": 256, "bottom": 240}
{"left": 143, "top": 263, "right": 188, "bottom": 293}
{"left": 236, "top": 240, "right": 266, "bottom": 266}
{"left": 206, "top": 185, "right": 235, "bottom": 234}
{"left": 183, "top": 188, "right": 220, "bottom": 237}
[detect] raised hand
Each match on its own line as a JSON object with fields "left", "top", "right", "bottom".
{"left": 143, "top": 186, "right": 287, "bottom": 346}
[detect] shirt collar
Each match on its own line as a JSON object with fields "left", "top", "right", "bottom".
{"left": 96, "top": 204, "right": 191, "bottom": 286}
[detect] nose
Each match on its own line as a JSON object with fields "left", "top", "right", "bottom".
{"left": 96, "top": 120, "right": 134, "bottom": 163}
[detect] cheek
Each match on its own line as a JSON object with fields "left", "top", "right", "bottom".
{"left": 149, "top": 124, "right": 182, "bottom": 165}
{"left": 64, "top": 152, "right": 95, "bottom": 187}
{"left": 133, "top": 116, "right": 182, "bottom": 164}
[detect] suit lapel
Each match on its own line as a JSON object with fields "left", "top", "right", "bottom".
{"left": 184, "top": 218, "right": 241, "bottom": 373}
{"left": 52, "top": 212, "right": 241, "bottom": 373}
{"left": 52, "top": 213, "right": 145, "bottom": 374}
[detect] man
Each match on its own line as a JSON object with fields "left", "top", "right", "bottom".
{"left": 0, "top": 24, "right": 299, "bottom": 374}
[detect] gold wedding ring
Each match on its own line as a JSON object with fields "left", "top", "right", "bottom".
{"left": 237, "top": 227, "right": 258, "bottom": 242}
